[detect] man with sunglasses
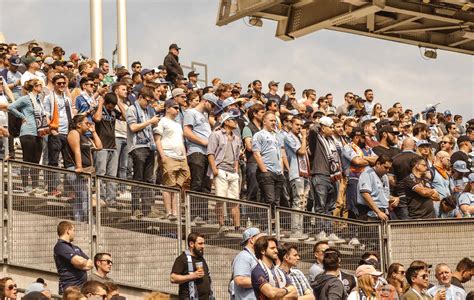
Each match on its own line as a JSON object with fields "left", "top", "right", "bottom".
{"left": 336, "top": 92, "right": 355, "bottom": 116}
{"left": 20, "top": 56, "right": 45, "bottom": 86}
{"left": 372, "top": 126, "right": 401, "bottom": 159}
{"left": 403, "top": 265, "right": 433, "bottom": 300}
{"left": 89, "top": 253, "right": 114, "bottom": 283}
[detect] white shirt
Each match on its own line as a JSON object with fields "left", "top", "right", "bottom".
{"left": 428, "top": 284, "right": 466, "bottom": 300}
{"left": 20, "top": 70, "right": 46, "bottom": 86}
{"left": 154, "top": 116, "right": 186, "bottom": 160}
{"left": 0, "top": 94, "right": 8, "bottom": 128}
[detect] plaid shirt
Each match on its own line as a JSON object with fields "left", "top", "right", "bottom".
{"left": 278, "top": 266, "right": 312, "bottom": 296}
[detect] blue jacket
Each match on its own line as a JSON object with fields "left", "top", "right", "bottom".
{"left": 8, "top": 94, "right": 40, "bottom": 137}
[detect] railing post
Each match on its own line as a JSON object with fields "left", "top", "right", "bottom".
{"left": 92, "top": 175, "right": 100, "bottom": 256}
{"left": 184, "top": 192, "right": 192, "bottom": 238}
{"left": 5, "top": 161, "right": 13, "bottom": 264}
{"left": 275, "top": 208, "right": 280, "bottom": 239}
{"left": 176, "top": 189, "right": 182, "bottom": 254}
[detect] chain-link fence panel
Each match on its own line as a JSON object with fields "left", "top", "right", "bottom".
{"left": 7, "top": 161, "right": 92, "bottom": 271}
{"left": 276, "top": 207, "right": 383, "bottom": 275}
{"left": 185, "top": 191, "right": 272, "bottom": 300}
{"left": 96, "top": 176, "right": 182, "bottom": 294}
{"left": 387, "top": 219, "right": 474, "bottom": 291}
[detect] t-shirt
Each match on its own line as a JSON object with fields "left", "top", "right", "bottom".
{"left": 171, "top": 252, "right": 211, "bottom": 300}
{"left": 264, "top": 92, "right": 281, "bottom": 104}
{"left": 154, "top": 116, "right": 186, "bottom": 160}
{"left": 251, "top": 263, "right": 291, "bottom": 300}
{"left": 427, "top": 284, "right": 466, "bottom": 300}
{"left": 402, "top": 173, "right": 436, "bottom": 219}
{"left": 94, "top": 107, "right": 121, "bottom": 149}
{"left": 284, "top": 132, "right": 309, "bottom": 181}
{"left": 458, "top": 192, "right": 473, "bottom": 217}
{"left": 372, "top": 145, "right": 401, "bottom": 160}
{"left": 451, "top": 151, "right": 473, "bottom": 173}
{"left": 357, "top": 167, "right": 390, "bottom": 218}
{"left": 232, "top": 248, "right": 259, "bottom": 300}
{"left": 53, "top": 239, "right": 89, "bottom": 294}
{"left": 183, "top": 108, "right": 211, "bottom": 155}
{"left": 252, "top": 129, "right": 283, "bottom": 174}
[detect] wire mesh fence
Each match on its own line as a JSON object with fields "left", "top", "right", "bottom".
{"left": 276, "top": 207, "right": 384, "bottom": 275}
{"left": 185, "top": 191, "right": 272, "bottom": 299}
{"left": 387, "top": 219, "right": 474, "bottom": 291}
{"left": 7, "top": 160, "right": 93, "bottom": 272}
{"left": 95, "top": 176, "right": 182, "bottom": 293}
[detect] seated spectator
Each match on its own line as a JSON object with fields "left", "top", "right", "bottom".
{"left": 436, "top": 195, "right": 461, "bottom": 218}
{"left": 450, "top": 161, "right": 470, "bottom": 199}
{"left": 0, "top": 277, "right": 18, "bottom": 299}
{"left": 24, "top": 279, "right": 51, "bottom": 299}
{"left": 348, "top": 265, "right": 387, "bottom": 300}
{"left": 451, "top": 257, "right": 473, "bottom": 291}
{"left": 89, "top": 253, "right": 114, "bottom": 283}
{"left": 308, "top": 241, "right": 329, "bottom": 282}
{"left": 402, "top": 265, "right": 433, "bottom": 300}
{"left": 80, "top": 281, "right": 108, "bottom": 299}
{"left": 387, "top": 263, "right": 409, "bottom": 298}
{"left": 427, "top": 264, "right": 466, "bottom": 300}
{"left": 62, "top": 286, "right": 86, "bottom": 300}
{"left": 277, "top": 244, "right": 315, "bottom": 299}
{"left": 458, "top": 173, "right": 474, "bottom": 217}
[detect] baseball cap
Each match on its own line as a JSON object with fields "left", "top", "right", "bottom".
{"left": 379, "top": 126, "right": 400, "bottom": 136}
{"left": 23, "top": 56, "right": 42, "bottom": 66}
{"left": 169, "top": 43, "right": 181, "bottom": 50}
{"left": 319, "top": 116, "right": 334, "bottom": 127}
{"left": 43, "top": 57, "right": 54, "bottom": 65}
{"left": 220, "top": 111, "right": 240, "bottom": 124}
{"left": 188, "top": 71, "right": 199, "bottom": 78}
{"left": 360, "top": 115, "right": 377, "bottom": 123}
{"left": 416, "top": 140, "right": 431, "bottom": 147}
{"left": 244, "top": 101, "right": 256, "bottom": 110}
{"left": 140, "top": 68, "right": 154, "bottom": 77}
{"left": 241, "top": 227, "right": 262, "bottom": 246}
{"left": 268, "top": 80, "right": 279, "bottom": 88}
{"left": 165, "top": 99, "right": 178, "bottom": 109}
{"left": 202, "top": 93, "right": 220, "bottom": 106}
{"left": 157, "top": 65, "right": 165, "bottom": 71}
{"left": 444, "top": 110, "right": 452, "bottom": 117}
{"left": 356, "top": 97, "right": 366, "bottom": 102}
{"left": 469, "top": 173, "right": 474, "bottom": 183}
{"left": 9, "top": 56, "right": 22, "bottom": 67}
{"left": 457, "top": 135, "right": 470, "bottom": 146}
{"left": 172, "top": 88, "right": 186, "bottom": 98}
{"left": 453, "top": 161, "right": 470, "bottom": 173}
{"left": 222, "top": 97, "right": 241, "bottom": 109}
{"left": 355, "top": 265, "right": 383, "bottom": 278}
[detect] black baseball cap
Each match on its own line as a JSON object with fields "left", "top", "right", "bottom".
{"left": 169, "top": 43, "right": 181, "bottom": 50}
{"left": 457, "top": 135, "right": 470, "bottom": 146}
{"left": 379, "top": 126, "right": 400, "bottom": 136}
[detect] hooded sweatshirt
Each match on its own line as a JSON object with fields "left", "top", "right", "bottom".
{"left": 312, "top": 273, "right": 348, "bottom": 300}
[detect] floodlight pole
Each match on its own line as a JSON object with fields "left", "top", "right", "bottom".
{"left": 116, "top": 0, "right": 129, "bottom": 68}
{"left": 90, "top": 0, "right": 104, "bottom": 62}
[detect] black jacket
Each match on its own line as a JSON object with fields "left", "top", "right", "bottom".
{"left": 312, "top": 273, "right": 348, "bottom": 300}
{"left": 163, "top": 52, "right": 183, "bottom": 83}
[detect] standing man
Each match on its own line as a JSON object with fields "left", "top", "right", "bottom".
{"left": 126, "top": 87, "right": 160, "bottom": 218}
{"left": 451, "top": 136, "right": 473, "bottom": 172}
{"left": 284, "top": 116, "right": 310, "bottom": 239}
{"left": 208, "top": 111, "right": 242, "bottom": 233}
{"left": 230, "top": 228, "right": 265, "bottom": 300}
{"left": 164, "top": 43, "right": 184, "bottom": 85}
{"left": 336, "top": 92, "right": 355, "bottom": 116}
{"left": 187, "top": 71, "right": 201, "bottom": 91}
{"left": 278, "top": 244, "right": 315, "bottom": 299}
{"left": 252, "top": 111, "right": 287, "bottom": 214}
{"left": 113, "top": 81, "right": 131, "bottom": 184}
{"left": 89, "top": 253, "right": 114, "bottom": 283}
{"left": 5, "top": 56, "right": 22, "bottom": 99}
{"left": 53, "top": 221, "right": 93, "bottom": 294}
{"left": 251, "top": 236, "right": 297, "bottom": 299}
{"left": 265, "top": 81, "right": 281, "bottom": 104}
{"left": 311, "top": 248, "right": 347, "bottom": 300}
{"left": 428, "top": 264, "right": 466, "bottom": 300}
{"left": 171, "top": 233, "right": 213, "bottom": 300}
{"left": 372, "top": 126, "right": 401, "bottom": 159}
{"left": 364, "top": 89, "right": 375, "bottom": 115}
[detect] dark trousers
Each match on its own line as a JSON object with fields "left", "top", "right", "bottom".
{"left": 131, "top": 147, "right": 155, "bottom": 214}
{"left": 19, "top": 135, "right": 43, "bottom": 187}
{"left": 188, "top": 152, "right": 211, "bottom": 220}
{"left": 246, "top": 162, "right": 259, "bottom": 201}
{"left": 256, "top": 170, "right": 285, "bottom": 215}
{"left": 47, "top": 134, "right": 68, "bottom": 191}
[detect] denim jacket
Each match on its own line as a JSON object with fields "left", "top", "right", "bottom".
{"left": 207, "top": 128, "right": 241, "bottom": 179}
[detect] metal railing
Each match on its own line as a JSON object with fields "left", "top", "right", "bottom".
{"left": 1, "top": 159, "right": 473, "bottom": 297}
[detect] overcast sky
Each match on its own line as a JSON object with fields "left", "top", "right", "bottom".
{"left": 1, "top": 0, "right": 473, "bottom": 118}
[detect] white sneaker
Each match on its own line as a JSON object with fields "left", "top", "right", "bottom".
{"left": 348, "top": 237, "right": 361, "bottom": 246}
{"left": 315, "top": 231, "right": 329, "bottom": 241}
{"left": 327, "top": 233, "right": 345, "bottom": 244}
{"left": 290, "top": 232, "right": 309, "bottom": 241}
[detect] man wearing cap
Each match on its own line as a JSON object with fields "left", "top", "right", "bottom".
{"left": 187, "top": 71, "right": 201, "bottom": 91}
{"left": 458, "top": 173, "right": 474, "bottom": 217}
{"left": 125, "top": 87, "right": 161, "bottom": 218}
{"left": 450, "top": 135, "right": 473, "bottom": 173}
{"left": 4, "top": 55, "right": 22, "bottom": 99}
{"left": 230, "top": 228, "right": 265, "bottom": 299}
{"left": 372, "top": 126, "right": 401, "bottom": 159}
{"left": 440, "top": 110, "right": 453, "bottom": 134}
{"left": 132, "top": 68, "right": 154, "bottom": 95}
{"left": 265, "top": 81, "right": 281, "bottom": 104}
{"left": 183, "top": 93, "right": 216, "bottom": 224}
{"left": 170, "top": 88, "right": 187, "bottom": 125}
{"left": 308, "top": 116, "right": 343, "bottom": 216}
{"left": 402, "top": 156, "right": 440, "bottom": 219}
{"left": 164, "top": 43, "right": 183, "bottom": 84}
{"left": 450, "top": 160, "right": 469, "bottom": 198}
{"left": 20, "top": 56, "right": 45, "bottom": 86}
{"left": 207, "top": 111, "right": 242, "bottom": 233}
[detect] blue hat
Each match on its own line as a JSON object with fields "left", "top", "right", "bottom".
{"left": 416, "top": 140, "right": 431, "bottom": 147}
{"left": 444, "top": 110, "right": 452, "bottom": 116}
{"left": 468, "top": 173, "right": 474, "bottom": 183}
{"left": 220, "top": 110, "right": 240, "bottom": 124}
{"left": 9, "top": 56, "right": 22, "bottom": 67}
{"left": 202, "top": 93, "right": 220, "bottom": 107}
{"left": 222, "top": 97, "right": 241, "bottom": 109}
{"left": 453, "top": 161, "right": 470, "bottom": 173}
{"left": 241, "top": 227, "right": 262, "bottom": 246}
{"left": 244, "top": 101, "right": 256, "bottom": 110}
{"left": 140, "top": 68, "right": 154, "bottom": 77}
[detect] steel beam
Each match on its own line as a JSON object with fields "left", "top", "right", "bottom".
{"left": 117, "top": 0, "right": 128, "bottom": 68}
{"left": 374, "top": 16, "right": 422, "bottom": 33}
{"left": 90, "top": 0, "right": 103, "bottom": 62}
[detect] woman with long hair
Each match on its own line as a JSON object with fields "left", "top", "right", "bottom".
{"left": 0, "top": 277, "right": 17, "bottom": 299}
{"left": 65, "top": 114, "right": 102, "bottom": 221}
{"left": 416, "top": 141, "right": 435, "bottom": 169}
{"left": 372, "top": 103, "right": 384, "bottom": 120}
{"left": 8, "top": 79, "right": 48, "bottom": 194}
{"left": 387, "top": 263, "right": 408, "bottom": 297}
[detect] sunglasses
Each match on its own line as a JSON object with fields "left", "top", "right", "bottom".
{"left": 99, "top": 259, "right": 113, "bottom": 265}
{"left": 440, "top": 141, "right": 450, "bottom": 144}
{"left": 419, "top": 274, "right": 429, "bottom": 279}
{"left": 172, "top": 106, "right": 180, "bottom": 109}
{"left": 7, "top": 284, "right": 17, "bottom": 290}
{"left": 56, "top": 82, "right": 66, "bottom": 86}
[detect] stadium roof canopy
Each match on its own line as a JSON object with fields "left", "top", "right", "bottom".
{"left": 216, "top": 0, "right": 474, "bottom": 55}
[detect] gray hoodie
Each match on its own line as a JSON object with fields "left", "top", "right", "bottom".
{"left": 311, "top": 273, "right": 347, "bottom": 300}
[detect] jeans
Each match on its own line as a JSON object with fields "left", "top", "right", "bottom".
{"left": 130, "top": 147, "right": 155, "bottom": 214}
{"left": 95, "top": 149, "right": 118, "bottom": 202}
{"left": 256, "top": 170, "right": 285, "bottom": 214}
{"left": 312, "top": 174, "right": 338, "bottom": 215}
{"left": 67, "top": 166, "right": 89, "bottom": 222}
{"left": 188, "top": 152, "right": 211, "bottom": 220}
{"left": 346, "top": 177, "right": 360, "bottom": 219}
{"left": 245, "top": 162, "right": 259, "bottom": 201}
{"left": 114, "top": 137, "right": 129, "bottom": 179}
{"left": 47, "top": 134, "right": 69, "bottom": 192}
{"left": 290, "top": 178, "right": 310, "bottom": 233}
{"left": 19, "top": 135, "right": 43, "bottom": 188}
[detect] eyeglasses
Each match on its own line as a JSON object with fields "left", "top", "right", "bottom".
{"left": 172, "top": 106, "right": 180, "bottom": 109}
{"left": 34, "top": 84, "right": 42, "bottom": 87}
{"left": 398, "top": 271, "right": 406, "bottom": 275}
{"left": 7, "top": 284, "right": 17, "bottom": 290}
{"left": 418, "top": 274, "right": 429, "bottom": 279}
{"left": 440, "top": 141, "right": 450, "bottom": 145}
{"left": 56, "top": 81, "right": 66, "bottom": 86}
{"left": 348, "top": 96, "right": 354, "bottom": 99}
{"left": 99, "top": 259, "right": 113, "bottom": 265}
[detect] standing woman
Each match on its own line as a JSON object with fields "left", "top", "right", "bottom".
{"left": 0, "top": 277, "right": 18, "bottom": 299}
{"left": 65, "top": 114, "right": 102, "bottom": 221}
{"left": 8, "top": 79, "right": 48, "bottom": 194}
